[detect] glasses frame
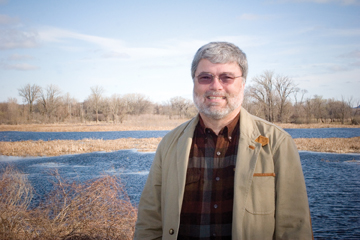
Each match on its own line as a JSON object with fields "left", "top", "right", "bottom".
{"left": 195, "top": 72, "right": 242, "bottom": 85}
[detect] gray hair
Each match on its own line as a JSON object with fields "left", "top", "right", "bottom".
{"left": 191, "top": 42, "right": 248, "bottom": 82}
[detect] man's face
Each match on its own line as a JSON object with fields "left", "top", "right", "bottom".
{"left": 193, "top": 59, "right": 245, "bottom": 120}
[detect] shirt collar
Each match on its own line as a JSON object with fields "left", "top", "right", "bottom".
{"left": 198, "top": 112, "right": 240, "bottom": 141}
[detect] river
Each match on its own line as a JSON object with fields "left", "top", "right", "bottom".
{"left": 0, "top": 150, "right": 359, "bottom": 239}
{"left": 0, "top": 128, "right": 360, "bottom": 239}
{"left": 1, "top": 127, "right": 360, "bottom": 141}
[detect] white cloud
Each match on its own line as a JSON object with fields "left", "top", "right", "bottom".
{"left": 0, "top": 29, "right": 39, "bottom": 49}
{"left": 1, "top": 63, "right": 39, "bottom": 71}
{"left": 38, "top": 27, "right": 126, "bottom": 49}
{"left": 37, "top": 27, "right": 200, "bottom": 59}
{"left": 7, "top": 54, "right": 34, "bottom": 61}
{"left": 339, "top": 50, "right": 360, "bottom": 58}
{"left": 102, "top": 51, "right": 130, "bottom": 59}
{"left": 0, "top": 14, "right": 19, "bottom": 25}
{"left": 238, "top": 14, "right": 275, "bottom": 21}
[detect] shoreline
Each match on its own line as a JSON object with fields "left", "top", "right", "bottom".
{"left": 1, "top": 137, "right": 359, "bottom": 157}
{"left": 0, "top": 122, "right": 359, "bottom": 133}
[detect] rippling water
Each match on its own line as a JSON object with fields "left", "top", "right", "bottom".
{"left": 0, "top": 130, "right": 169, "bottom": 141}
{"left": 0, "top": 150, "right": 359, "bottom": 239}
{"left": 1, "top": 127, "right": 360, "bottom": 141}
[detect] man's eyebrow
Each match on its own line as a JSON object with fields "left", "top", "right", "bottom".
{"left": 220, "top": 72, "right": 236, "bottom": 75}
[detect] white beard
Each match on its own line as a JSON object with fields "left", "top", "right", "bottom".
{"left": 193, "top": 90, "right": 243, "bottom": 120}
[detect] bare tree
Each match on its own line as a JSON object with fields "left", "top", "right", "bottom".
{"left": 63, "top": 93, "right": 78, "bottom": 121}
{"left": 169, "top": 96, "right": 194, "bottom": 118}
{"left": 124, "top": 93, "right": 152, "bottom": 115}
{"left": 18, "top": 84, "right": 42, "bottom": 120}
{"left": 249, "top": 70, "right": 275, "bottom": 122}
{"left": 39, "top": 85, "right": 62, "bottom": 122}
{"left": 88, "top": 86, "right": 105, "bottom": 122}
{"left": 311, "top": 95, "right": 326, "bottom": 123}
{"left": 347, "top": 97, "right": 360, "bottom": 125}
{"left": 104, "top": 94, "right": 127, "bottom": 123}
{"left": 6, "top": 97, "right": 20, "bottom": 124}
{"left": 339, "top": 96, "right": 352, "bottom": 124}
{"left": 303, "top": 98, "right": 313, "bottom": 124}
{"left": 274, "top": 75, "right": 297, "bottom": 122}
{"left": 291, "top": 88, "right": 308, "bottom": 123}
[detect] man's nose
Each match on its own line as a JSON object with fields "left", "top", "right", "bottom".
{"left": 209, "top": 76, "right": 223, "bottom": 90}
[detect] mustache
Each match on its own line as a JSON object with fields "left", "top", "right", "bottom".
{"left": 204, "top": 91, "right": 228, "bottom": 97}
{"left": 203, "top": 91, "right": 236, "bottom": 99}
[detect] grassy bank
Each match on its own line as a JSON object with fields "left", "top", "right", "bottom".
{"left": 294, "top": 137, "right": 360, "bottom": 153}
{"left": 1, "top": 137, "right": 359, "bottom": 157}
{"left": 0, "top": 114, "right": 188, "bottom": 132}
{"left": 0, "top": 138, "right": 162, "bottom": 157}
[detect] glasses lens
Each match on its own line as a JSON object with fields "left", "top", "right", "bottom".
{"left": 197, "top": 73, "right": 213, "bottom": 84}
{"left": 219, "top": 74, "right": 235, "bottom": 84}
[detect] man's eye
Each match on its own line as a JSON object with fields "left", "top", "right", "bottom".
{"left": 221, "top": 75, "right": 234, "bottom": 81}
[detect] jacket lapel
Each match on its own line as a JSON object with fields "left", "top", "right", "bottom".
{"left": 176, "top": 115, "right": 199, "bottom": 208}
{"left": 232, "top": 108, "right": 262, "bottom": 236}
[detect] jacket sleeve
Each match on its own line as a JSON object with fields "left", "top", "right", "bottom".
{"left": 273, "top": 135, "right": 313, "bottom": 239}
{"left": 133, "top": 143, "right": 164, "bottom": 240}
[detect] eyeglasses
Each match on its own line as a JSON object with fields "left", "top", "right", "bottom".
{"left": 196, "top": 73, "right": 242, "bottom": 85}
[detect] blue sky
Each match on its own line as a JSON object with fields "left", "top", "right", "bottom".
{"left": 0, "top": 0, "right": 359, "bottom": 104}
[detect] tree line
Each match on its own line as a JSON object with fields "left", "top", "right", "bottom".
{"left": 0, "top": 84, "right": 197, "bottom": 124}
{"left": 0, "top": 70, "right": 359, "bottom": 125}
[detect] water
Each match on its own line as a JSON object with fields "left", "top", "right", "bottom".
{"left": 0, "top": 150, "right": 359, "bottom": 239}
{"left": 0, "top": 130, "right": 169, "bottom": 142}
{"left": 1, "top": 128, "right": 360, "bottom": 142}
{"left": 301, "top": 152, "right": 360, "bottom": 239}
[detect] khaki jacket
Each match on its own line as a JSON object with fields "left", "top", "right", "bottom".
{"left": 134, "top": 108, "right": 313, "bottom": 240}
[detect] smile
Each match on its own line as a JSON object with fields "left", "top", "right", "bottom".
{"left": 207, "top": 96, "right": 226, "bottom": 100}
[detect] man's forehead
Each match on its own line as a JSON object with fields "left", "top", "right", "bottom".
{"left": 197, "top": 59, "right": 242, "bottom": 71}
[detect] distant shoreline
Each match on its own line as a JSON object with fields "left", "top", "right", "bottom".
{"left": 0, "top": 120, "right": 359, "bottom": 133}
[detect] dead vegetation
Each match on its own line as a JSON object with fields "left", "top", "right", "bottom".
{"left": 277, "top": 123, "right": 360, "bottom": 129}
{"left": 0, "top": 167, "right": 137, "bottom": 240}
{"left": 1, "top": 137, "right": 359, "bottom": 157}
{"left": 294, "top": 137, "right": 360, "bottom": 153}
{"left": 0, "top": 114, "right": 188, "bottom": 132}
{"left": 0, "top": 138, "right": 162, "bottom": 157}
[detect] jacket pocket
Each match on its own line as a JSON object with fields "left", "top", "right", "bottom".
{"left": 245, "top": 174, "right": 275, "bottom": 215}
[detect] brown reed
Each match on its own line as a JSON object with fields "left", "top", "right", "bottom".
{"left": 0, "top": 114, "right": 188, "bottom": 132}
{"left": 0, "top": 138, "right": 162, "bottom": 157}
{"left": 1, "top": 137, "right": 359, "bottom": 157}
{"left": 0, "top": 167, "right": 137, "bottom": 240}
{"left": 294, "top": 137, "right": 360, "bottom": 153}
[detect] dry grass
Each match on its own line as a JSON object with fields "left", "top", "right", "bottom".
{"left": 0, "top": 167, "right": 137, "bottom": 240}
{"left": 277, "top": 123, "right": 359, "bottom": 129}
{"left": 294, "top": 137, "right": 360, "bottom": 153}
{"left": 1, "top": 137, "right": 359, "bottom": 157}
{"left": 0, "top": 138, "right": 162, "bottom": 157}
{"left": 0, "top": 114, "right": 188, "bottom": 132}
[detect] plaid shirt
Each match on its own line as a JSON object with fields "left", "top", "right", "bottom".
{"left": 178, "top": 114, "right": 240, "bottom": 240}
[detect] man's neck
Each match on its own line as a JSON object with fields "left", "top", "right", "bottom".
{"left": 200, "top": 108, "right": 241, "bottom": 135}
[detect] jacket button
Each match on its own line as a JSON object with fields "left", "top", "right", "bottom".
{"left": 169, "top": 228, "right": 175, "bottom": 235}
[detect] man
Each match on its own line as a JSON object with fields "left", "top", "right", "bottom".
{"left": 134, "top": 42, "right": 313, "bottom": 240}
